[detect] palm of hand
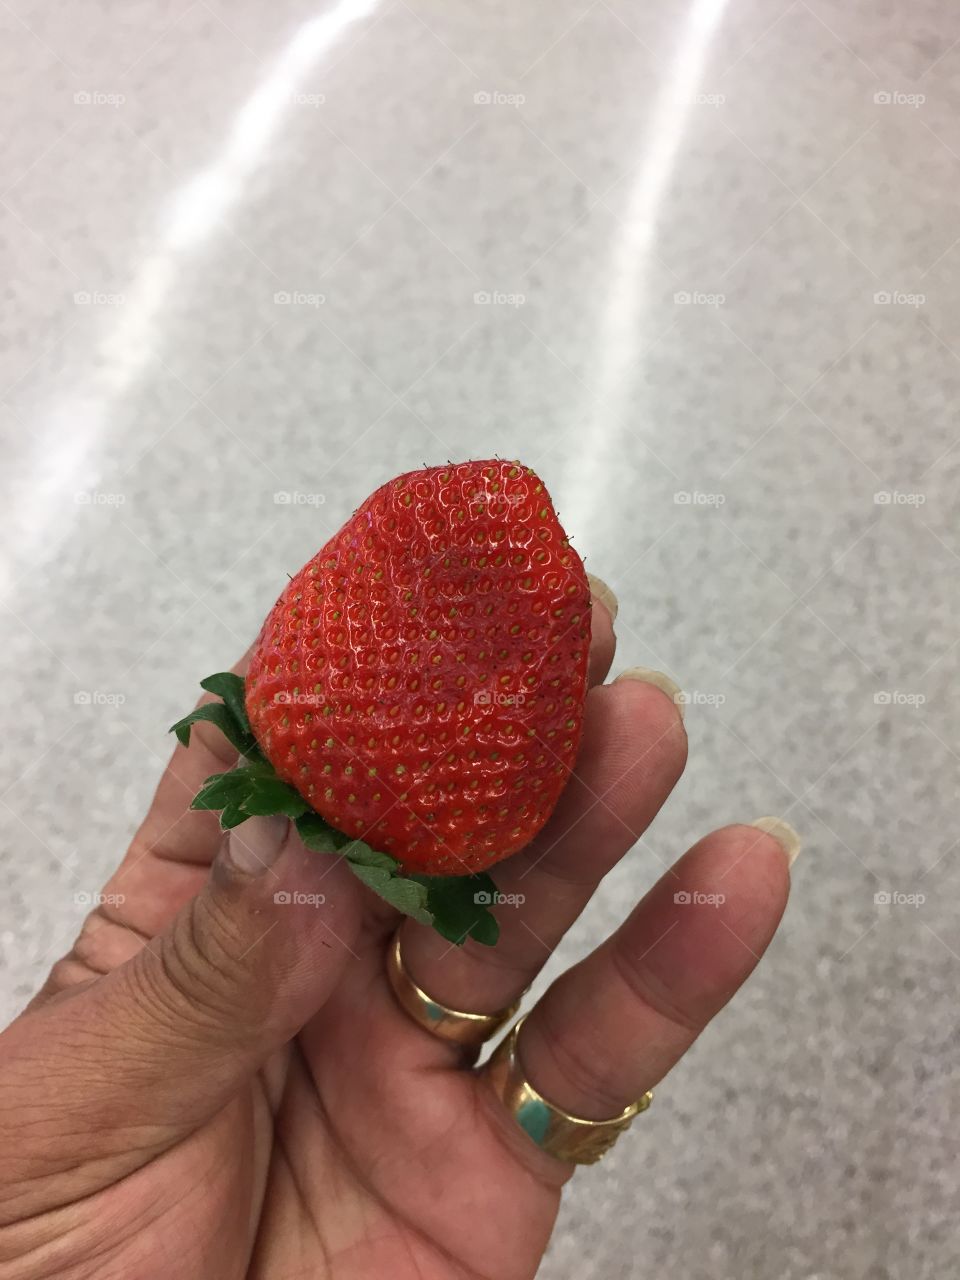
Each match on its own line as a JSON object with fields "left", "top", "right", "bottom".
{"left": 19, "top": 846, "right": 559, "bottom": 1280}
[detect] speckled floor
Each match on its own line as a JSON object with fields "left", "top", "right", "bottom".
{"left": 1, "top": 1, "right": 959, "bottom": 1276}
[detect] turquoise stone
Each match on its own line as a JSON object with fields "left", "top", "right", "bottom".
{"left": 516, "top": 1097, "right": 552, "bottom": 1146}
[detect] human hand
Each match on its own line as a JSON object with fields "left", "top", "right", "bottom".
{"left": 0, "top": 583, "right": 796, "bottom": 1279}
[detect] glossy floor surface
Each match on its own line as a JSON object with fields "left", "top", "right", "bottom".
{"left": 2, "top": 1, "right": 958, "bottom": 1276}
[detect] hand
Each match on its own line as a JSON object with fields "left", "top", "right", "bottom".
{"left": 0, "top": 585, "right": 794, "bottom": 1280}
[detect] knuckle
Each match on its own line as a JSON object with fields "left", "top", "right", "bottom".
{"left": 532, "top": 1010, "right": 627, "bottom": 1119}
{"left": 132, "top": 894, "right": 254, "bottom": 1043}
{"left": 42, "top": 953, "right": 103, "bottom": 999}
{"left": 621, "top": 678, "right": 688, "bottom": 764}
{"left": 609, "top": 939, "right": 703, "bottom": 1036}
{"left": 73, "top": 905, "right": 143, "bottom": 974}
{"left": 37, "top": 904, "right": 143, "bottom": 1003}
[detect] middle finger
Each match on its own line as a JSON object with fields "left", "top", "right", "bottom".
{"left": 398, "top": 655, "right": 688, "bottom": 1016}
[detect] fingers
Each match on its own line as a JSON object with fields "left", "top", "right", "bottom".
{"left": 31, "top": 652, "right": 259, "bottom": 1005}
{"left": 2, "top": 817, "right": 362, "bottom": 1220}
{"left": 398, "top": 665, "right": 687, "bottom": 1021}
{"left": 484, "top": 822, "right": 796, "bottom": 1170}
{"left": 132, "top": 648, "right": 253, "bottom": 869}
{"left": 586, "top": 573, "right": 617, "bottom": 686}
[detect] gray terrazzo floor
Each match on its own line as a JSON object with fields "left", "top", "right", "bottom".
{"left": 1, "top": 1, "right": 958, "bottom": 1276}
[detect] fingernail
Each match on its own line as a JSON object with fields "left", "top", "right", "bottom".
{"left": 225, "top": 815, "right": 289, "bottom": 875}
{"left": 750, "top": 817, "right": 802, "bottom": 867}
{"left": 615, "top": 667, "right": 685, "bottom": 720}
{"left": 587, "top": 573, "right": 618, "bottom": 622}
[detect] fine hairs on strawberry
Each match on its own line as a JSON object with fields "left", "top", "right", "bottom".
{"left": 172, "top": 460, "right": 591, "bottom": 944}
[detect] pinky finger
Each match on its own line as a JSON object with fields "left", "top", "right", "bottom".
{"left": 480, "top": 821, "right": 799, "bottom": 1167}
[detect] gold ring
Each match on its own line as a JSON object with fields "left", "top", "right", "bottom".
{"left": 484, "top": 1016, "right": 653, "bottom": 1165}
{"left": 385, "top": 933, "right": 523, "bottom": 1048}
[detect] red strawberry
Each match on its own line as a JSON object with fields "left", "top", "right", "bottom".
{"left": 244, "top": 460, "right": 590, "bottom": 875}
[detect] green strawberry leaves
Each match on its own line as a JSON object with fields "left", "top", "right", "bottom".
{"left": 193, "top": 764, "right": 310, "bottom": 820}
{"left": 413, "top": 872, "right": 501, "bottom": 946}
{"left": 170, "top": 673, "right": 501, "bottom": 946}
{"left": 296, "top": 814, "right": 435, "bottom": 927}
{"left": 296, "top": 815, "right": 500, "bottom": 943}
{"left": 170, "top": 673, "right": 260, "bottom": 760}
{"left": 199, "top": 672, "right": 252, "bottom": 737}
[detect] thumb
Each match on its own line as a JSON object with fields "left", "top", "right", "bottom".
{"left": 0, "top": 818, "right": 361, "bottom": 1218}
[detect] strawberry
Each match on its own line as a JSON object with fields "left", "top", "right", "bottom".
{"left": 244, "top": 460, "right": 591, "bottom": 875}
{"left": 171, "top": 460, "right": 590, "bottom": 943}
